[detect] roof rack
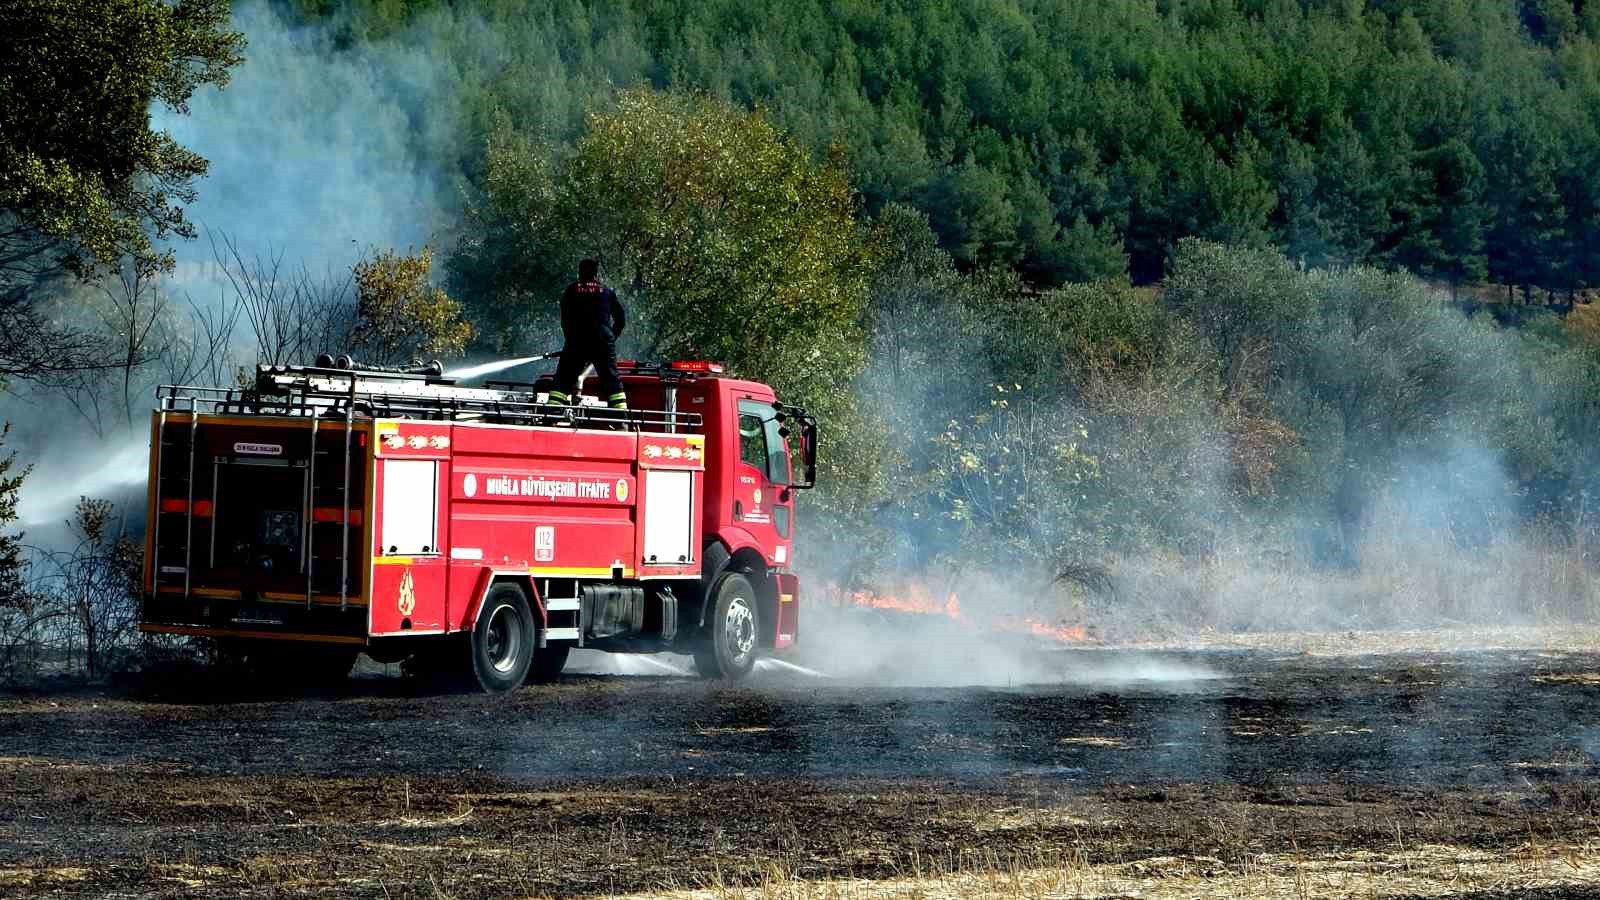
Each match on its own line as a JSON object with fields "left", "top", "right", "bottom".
{"left": 154, "top": 363, "right": 702, "bottom": 433}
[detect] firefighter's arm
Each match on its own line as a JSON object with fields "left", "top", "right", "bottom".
{"left": 610, "top": 290, "right": 626, "bottom": 337}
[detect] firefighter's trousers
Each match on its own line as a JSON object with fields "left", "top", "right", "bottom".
{"left": 549, "top": 336, "right": 627, "bottom": 408}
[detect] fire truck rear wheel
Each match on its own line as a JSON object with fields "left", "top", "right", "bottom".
{"left": 694, "top": 572, "right": 759, "bottom": 681}
{"left": 472, "top": 583, "right": 536, "bottom": 693}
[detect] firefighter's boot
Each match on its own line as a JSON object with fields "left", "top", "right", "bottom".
{"left": 546, "top": 389, "right": 578, "bottom": 426}
{"left": 605, "top": 392, "right": 629, "bottom": 430}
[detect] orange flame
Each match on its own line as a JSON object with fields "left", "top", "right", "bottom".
{"left": 844, "top": 586, "right": 1090, "bottom": 644}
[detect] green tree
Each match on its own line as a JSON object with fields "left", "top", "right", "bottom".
{"left": 0, "top": 0, "right": 243, "bottom": 379}
{"left": 458, "top": 89, "right": 883, "bottom": 507}
{"left": 1161, "top": 239, "right": 1316, "bottom": 403}
{"left": 1390, "top": 139, "right": 1490, "bottom": 293}
{"left": 446, "top": 118, "right": 568, "bottom": 353}
{"left": 919, "top": 158, "right": 1020, "bottom": 267}
{"left": 352, "top": 248, "right": 475, "bottom": 365}
{"left": 0, "top": 0, "right": 244, "bottom": 287}
{"left": 0, "top": 426, "right": 26, "bottom": 613}
{"left": 1050, "top": 216, "right": 1129, "bottom": 284}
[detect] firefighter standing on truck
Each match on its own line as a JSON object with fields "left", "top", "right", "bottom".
{"left": 550, "top": 258, "right": 627, "bottom": 409}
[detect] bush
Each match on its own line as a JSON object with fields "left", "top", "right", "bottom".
{"left": 3, "top": 496, "right": 146, "bottom": 687}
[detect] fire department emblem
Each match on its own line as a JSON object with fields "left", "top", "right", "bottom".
{"left": 615, "top": 478, "right": 629, "bottom": 502}
{"left": 753, "top": 488, "right": 762, "bottom": 506}
{"left": 397, "top": 569, "right": 416, "bottom": 617}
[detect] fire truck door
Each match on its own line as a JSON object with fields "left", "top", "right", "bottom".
{"left": 371, "top": 457, "right": 448, "bottom": 634}
{"left": 734, "top": 399, "right": 793, "bottom": 566}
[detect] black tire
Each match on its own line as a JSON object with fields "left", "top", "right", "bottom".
{"left": 693, "top": 571, "right": 760, "bottom": 681}
{"left": 471, "top": 583, "right": 535, "bottom": 693}
{"left": 529, "top": 641, "right": 571, "bottom": 684}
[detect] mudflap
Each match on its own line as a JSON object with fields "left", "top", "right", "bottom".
{"left": 774, "top": 573, "right": 799, "bottom": 650}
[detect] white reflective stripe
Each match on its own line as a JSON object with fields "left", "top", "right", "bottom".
{"left": 544, "top": 598, "right": 580, "bottom": 612}
{"left": 544, "top": 627, "right": 580, "bottom": 641}
{"left": 449, "top": 547, "right": 483, "bottom": 560}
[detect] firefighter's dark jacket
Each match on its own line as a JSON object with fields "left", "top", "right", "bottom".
{"left": 561, "top": 279, "right": 626, "bottom": 341}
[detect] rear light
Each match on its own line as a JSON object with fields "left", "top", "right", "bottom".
{"left": 670, "top": 360, "right": 724, "bottom": 373}
{"left": 313, "top": 507, "right": 364, "bottom": 526}
{"left": 160, "top": 498, "right": 214, "bottom": 517}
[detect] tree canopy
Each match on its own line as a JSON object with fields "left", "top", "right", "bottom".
{"left": 0, "top": 0, "right": 243, "bottom": 380}
{"left": 0, "top": 0, "right": 244, "bottom": 289}
{"left": 287, "top": 0, "right": 1600, "bottom": 294}
{"left": 454, "top": 90, "right": 882, "bottom": 507}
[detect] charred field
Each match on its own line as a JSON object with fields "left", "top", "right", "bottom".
{"left": 4, "top": 627, "right": 1600, "bottom": 898}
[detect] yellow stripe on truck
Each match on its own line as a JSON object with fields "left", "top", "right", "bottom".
{"left": 529, "top": 566, "right": 636, "bottom": 578}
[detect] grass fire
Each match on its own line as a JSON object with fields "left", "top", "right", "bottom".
{"left": 845, "top": 585, "right": 1093, "bottom": 644}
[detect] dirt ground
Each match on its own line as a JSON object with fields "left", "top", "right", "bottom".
{"left": 3, "top": 627, "right": 1600, "bottom": 898}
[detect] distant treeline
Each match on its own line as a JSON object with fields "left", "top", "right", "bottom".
{"left": 284, "top": 0, "right": 1600, "bottom": 293}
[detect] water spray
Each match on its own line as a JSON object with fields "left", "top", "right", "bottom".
{"left": 17, "top": 442, "right": 150, "bottom": 527}
{"left": 442, "top": 355, "right": 553, "bottom": 381}
{"left": 756, "top": 658, "right": 832, "bottom": 678}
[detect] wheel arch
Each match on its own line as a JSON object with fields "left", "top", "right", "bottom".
{"left": 697, "top": 538, "right": 775, "bottom": 649}
{"left": 468, "top": 572, "right": 546, "bottom": 638}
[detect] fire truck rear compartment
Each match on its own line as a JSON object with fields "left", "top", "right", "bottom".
{"left": 144, "top": 415, "right": 369, "bottom": 641}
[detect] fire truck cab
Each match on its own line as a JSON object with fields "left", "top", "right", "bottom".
{"left": 140, "top": 358, "right": 818, "bottom": 692}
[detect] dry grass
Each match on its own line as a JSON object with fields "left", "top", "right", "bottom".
{"left": 638, "top": 841, "right": 1600, "bottom": 899}
{"left": 1103, "top": 524, "right": 1599, "bottom": 637}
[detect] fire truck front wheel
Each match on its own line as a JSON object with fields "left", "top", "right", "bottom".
{"left": 694, "top": 572, "right": 759, "bottom": 681}
{"left": 471, "top": 583, "right": 536, "bottom": 693}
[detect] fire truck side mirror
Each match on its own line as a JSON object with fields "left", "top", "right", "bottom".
{"left": 796, "top": 417, "right": 819, "bottom": 490}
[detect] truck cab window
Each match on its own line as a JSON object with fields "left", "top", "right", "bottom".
{"left": 738, "top": 413, "right": 767, "bottom": 471}
{"left": 738, "top": 400, "right": 790, "bottom": 486}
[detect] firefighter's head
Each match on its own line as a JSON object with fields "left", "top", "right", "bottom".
{"left": 579, "top": 258, "right": 600, "bottom": 281}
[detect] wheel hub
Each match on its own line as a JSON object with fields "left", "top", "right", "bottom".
{"left": 725, "top": 596, "right": 756, "bottom": 660}
{"left": 486, "top": 604, "right": 523, "bottom": 674}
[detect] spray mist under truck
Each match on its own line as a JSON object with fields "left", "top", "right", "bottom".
{"left": 139, "top": 357, "right": 818, "bottom": 692}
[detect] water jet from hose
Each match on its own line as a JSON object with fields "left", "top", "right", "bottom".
{"left": 443, "top": 355, "right": 547, "bottom": 380}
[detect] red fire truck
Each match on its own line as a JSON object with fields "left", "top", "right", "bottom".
{"left": 140, "top": 357, "right": 818, "bottom": 692}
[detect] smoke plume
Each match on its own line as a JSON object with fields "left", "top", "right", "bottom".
{"left": 6, "top": 2, "right": 458, "bottom": 541}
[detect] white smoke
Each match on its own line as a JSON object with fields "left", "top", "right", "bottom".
{"left": 15, "top": 442, "right": 149, "bottom": 529}
{"left": 154, "top": 2, "right": 450, "bottom": 285}
{"left": 3, "top": 4, "right": 462, "bottom": 547}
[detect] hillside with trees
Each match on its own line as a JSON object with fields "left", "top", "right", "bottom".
{"left": 283, "top": 0, "right": 1600, "bottom": 296}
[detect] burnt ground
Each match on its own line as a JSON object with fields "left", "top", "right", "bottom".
{"left": 3, "top": 636, "right": 1600, "bottom": 897}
